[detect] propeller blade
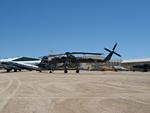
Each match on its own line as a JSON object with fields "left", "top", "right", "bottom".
{"left": 49, "top": 51, "right": 103, "bottom": 57}
{"left": 114, "top": 51, "right": 121, "bottom": 57}
{"left": 104, "top": 48, "right": 112, "bottom": 53}
{"left": 68, "top": 52, "right": 103, "bottom": 55}
{"left": 113, "top": 43, "right": 117, "bottom": 51}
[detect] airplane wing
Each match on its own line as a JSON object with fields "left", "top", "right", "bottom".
{"left": 13, "top": 62, "right": 41, "bottom": 71}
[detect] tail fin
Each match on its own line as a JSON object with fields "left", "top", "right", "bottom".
{"left": 103, "top": 43, "right": 121, "bottom": 62}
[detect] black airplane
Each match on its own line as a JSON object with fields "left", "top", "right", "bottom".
{"left": 39, "top": 43, "right": 121, "bottom": 73}
{"left": 133, "top": 64, "right": 150, "bottom": 72}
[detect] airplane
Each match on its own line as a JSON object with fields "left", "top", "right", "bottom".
{"left": 0, "top": 57, "right": 42, "bottom": 72}
{"left": 133, "top": 64, "right": 150, "bottom": 72}
{"left": 42, "top": 43, "right": 121, "bottom": 73}
{"left": 0, "top": 56, "right": 67, "bottom": 73}
{"left": 0, "top": 56, "right": 64, "bottom": 73}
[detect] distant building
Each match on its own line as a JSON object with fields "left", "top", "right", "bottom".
{"left": 122, "top": 58, "right": 150, "bottom": 71}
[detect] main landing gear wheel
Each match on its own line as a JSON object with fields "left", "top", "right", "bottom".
{"left": 64, "top": 69, "right": 68, "bottom": 73}
{"left": 14, "top": 69, "right": 17, "bottom": 72}
{"left": 7, "top": 69, "right": 11, "bottom": 72}
{"left": 76, "top": 69, "right": 79, "bottom": 73}
{"left": 39, "top": 70, "right": 42, "bottom": 72}
{"left": 49, "top": 70, "right": 53, "bottom": 73}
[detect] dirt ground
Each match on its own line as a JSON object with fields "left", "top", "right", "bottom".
{"left": 0, "top": 70, "right": 150, "bottom": 113}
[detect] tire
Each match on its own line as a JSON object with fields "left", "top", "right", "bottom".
{"left": 76, "top": 69, "right": 79, "bottom": 73}
{"left": 7, "top": 69, "right": 11, "bottom": 72}
{"left": 64, "top": 69, "right": 68, "bottom": 73}
{"left": 49, "top": 70, "right": 52, "bottom": 73}
{"left": 14, "top": 69, "right": 17, "bottom": 72}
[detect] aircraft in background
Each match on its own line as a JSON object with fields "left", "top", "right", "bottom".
{"left": 0, "top": 57, "right": 42, "bottom": 72}
{"left": 133, "top": 64, "right": 150, "bottom": 72}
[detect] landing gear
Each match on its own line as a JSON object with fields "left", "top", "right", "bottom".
{"left": 64, "top": 69, "right": 68, "bottom": 73}
{"left": 64, "top": 63, "right": 68, "bottom": 73}
{"left": 49, "top": 70, "right": 53, "bottom": 73}
{"left": 14, "top": 69, "right": 17, "bottom": 72}
{"left": 76, "top": 63, "right": 80, "bottom": 73}
{"left": 76, "top": 69, "right": 79, "bottom": 73}
{"left": 39, "top": 70, "right": 42, "bottom": 72}
{"left": 144, "top": 68, "right": 148, "bottom": 72}
{"left": 7, "top": 69, "right": 11, "bottom": 72}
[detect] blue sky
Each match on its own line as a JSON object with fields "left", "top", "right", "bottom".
{"left": 0, "top": 0, "right": 149, "bottom": 59}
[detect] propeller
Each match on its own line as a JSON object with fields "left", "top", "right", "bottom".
{"left": 104, "top": 43, "right": 121, "bottom": 57}
{"left": 104, "top": 43, "right": 121, "bottom": 62}
{"left": 104, "top": 48, "right": 121, "bottom": 57}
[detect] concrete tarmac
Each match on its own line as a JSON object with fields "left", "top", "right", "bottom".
{"left": 0, "top": 70, "right": 150, "bottom": 113}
